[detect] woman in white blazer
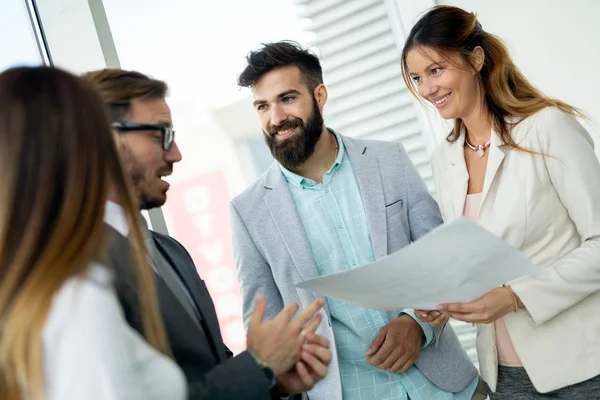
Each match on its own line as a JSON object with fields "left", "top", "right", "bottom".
{"left": 0, "top": 67, "right": 186, "bottom": 400}
{"left": 400, "top": 6, "right": 600, "bottom": 399}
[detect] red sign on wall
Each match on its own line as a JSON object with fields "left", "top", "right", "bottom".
{"left": 165, "top": 170, "right": 246, "bottom": 354}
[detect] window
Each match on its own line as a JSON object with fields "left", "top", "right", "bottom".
{"left": 103, "top": 0, "right": 311, "bottom": 353}
{"left": 0, "top": 0, "right": 47, "bottom": 70}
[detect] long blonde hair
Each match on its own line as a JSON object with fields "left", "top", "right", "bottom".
{"left": 401, "top": 5, "right": 583, "bottom": 149}
{"left": 0, "top": 66, "right": 169, "bottom": 399}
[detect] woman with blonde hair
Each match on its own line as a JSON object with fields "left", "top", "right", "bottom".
{"left": 0, "top": 66, "right": 186, "bottom": 399}
{"left": 402, "top": 5, "right": 600, "bottom": 399}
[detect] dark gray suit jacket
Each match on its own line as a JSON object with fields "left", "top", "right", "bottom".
{"left": 106, "top": 226, "right": 284, "bottom": 400}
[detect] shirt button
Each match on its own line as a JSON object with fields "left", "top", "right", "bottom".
{"left": 352, "top": 260, "right": 357, "bottom": 265}
{"left": 337, "top": 224, "right": 342, "bottom": 229}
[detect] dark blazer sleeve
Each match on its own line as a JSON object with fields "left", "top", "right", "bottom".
{"left": 184, "top": 349, "right": 271, "bottom": 399}
{"left": 151, "top": 233, "right": 295, "bottom": 400}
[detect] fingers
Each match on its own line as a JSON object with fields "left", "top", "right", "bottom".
{"left": 417, "top": 310, "right": 449, "bottom": 325}
{"left": 398, "top": 354, "right": 416, "bottom": 373}
{"left": 415, "top": 310, "right": 436, "bottom": 322}
{"left": 430, "top": 312, "right": 449, "bottom": 326}
{"left": 387, "top": 350, "right": 417, "bottom": 373}
{"left": 277, "top": 302, "right": 300, "bottom": 322}
{"left": 302, "top": 343, "right": 332, "bottom": 366}
{"left": 301, "top": 348, "right": 329, "bottom": 377}
{"left": 378, "top": 348, "right": 405, "bottom": 370}
{"left": 367, "top": 338, "right": 394, "bottom": 365}
{"left": 305, "top": 333, "right": 329, "bottom": 349}
{"left": 389, "top": 354, "right": 408, "bottom": 372}
{"left": 415, "top": 310, "right": 438, "bottom": 323}
{"left": 441, "top": 300, "right": 486, "bottom": 323}
{"left": 248, "top": 294, "right": 266, "bottom": 331}
{"left": 439, "top": 300, "right": 482, "bottom": 314}
{"left": 445, "top": 311, "right": 480, "bottom": 324}
{"left": 291, "top": 298, "right": 325, "bottom": 331}
{"left": 296, "top": 361, "right": 323, "bottom": 389}
{"left": 365, "top": 328, "right": 386, "bottom": 357}
{"left": 295, "top": 361, "right": 313, "bottom": 388}
{"left": 302, "top": 313, "right": 323, "bottom": 336}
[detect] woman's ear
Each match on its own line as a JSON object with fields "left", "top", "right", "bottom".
{"left": 471, "top": 46, "right": 485, "bottom": 73}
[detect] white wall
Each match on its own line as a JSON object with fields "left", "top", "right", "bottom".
{"left": 408, "top": 0, "right": 600, "bottom": 145}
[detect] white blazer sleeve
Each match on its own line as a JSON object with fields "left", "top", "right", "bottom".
{"left": 44, "top": 274, "right": 149, "bottom": 400}
{"left": 510, "top": 109, "right": 600, "bottom": 325}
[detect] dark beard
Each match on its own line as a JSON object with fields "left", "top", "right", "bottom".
{"left": 119, "top": 141, "right": 165, "bottom": 210}
{"left": 263, "top": 97, "right": 324, "bottom": 170}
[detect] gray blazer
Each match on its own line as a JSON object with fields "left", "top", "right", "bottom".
{"left": 231, "top": 135, "right": 477, "bottom": 399}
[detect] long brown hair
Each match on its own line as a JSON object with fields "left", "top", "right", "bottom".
{"left": 0, "top": 67, "right": 169, "bottom": 400}
{"left": 401, "top": 5, "right": 582, "bottom": 149}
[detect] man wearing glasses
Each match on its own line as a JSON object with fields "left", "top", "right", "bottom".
{"left": 83, "top": 69, "right": 331, "bottom": 400}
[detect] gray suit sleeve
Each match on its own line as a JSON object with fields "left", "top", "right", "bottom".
{"left": 396, "top": 142, "right": 446, "bottom": 343}
{"left": 230, "top": 202, "right": 285, "bottom": 328}
{"left": 396, "top": 142, "right": 444, "bottom": 241}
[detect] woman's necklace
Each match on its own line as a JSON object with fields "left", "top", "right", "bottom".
{"left": 465, "top": 135, "right": 491, "bottom": 157}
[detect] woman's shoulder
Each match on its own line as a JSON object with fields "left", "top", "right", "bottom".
{"left": 44, "top": 263, "right": 120, "bottom": 338}
{"left": 515, "top": 106, "right": 579, "bottom": 132}
{"left": 514, "top": 106, "right": 591, "bottom": 146}
{"left": 54, "top": 263, "right": 115, "bottom": 305}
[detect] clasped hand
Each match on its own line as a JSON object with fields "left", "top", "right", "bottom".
{"left": 365, "top": 314, "right": 424, "bottom": 373}
{"left": 246, "top": 295, "right": 332, "bottom": 394}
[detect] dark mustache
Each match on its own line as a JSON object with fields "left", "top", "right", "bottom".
{"left": 268, "top": 119, "right": 303, "bottom": 135}
{"left": 158, "top": 164, "right": 173, "bottom": 176}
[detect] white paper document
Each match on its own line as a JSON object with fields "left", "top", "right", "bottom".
{"left": 296, "top": 218, "right": 540, "bottom": 311}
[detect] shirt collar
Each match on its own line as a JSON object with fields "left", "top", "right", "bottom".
{"left": 104, "top": 201, "right": 129, "bottom": 236}
{"left": 103, "top": 201, "right": 152, "bottom": 239}
{"left": 280, "top": 128, "right": 345, "bottom": 188}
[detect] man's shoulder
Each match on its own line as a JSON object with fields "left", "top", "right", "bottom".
{"left": 151, "top": 231, "right": 189, "bottom": 257}
{"left": 341, "top": 134, "right": 405, "bottom": 158}
{"left": 151, "top": 230, "right": 177, "bottom": 244}
{"left": 231, "top": 166, "right": 273, "bottom": 210}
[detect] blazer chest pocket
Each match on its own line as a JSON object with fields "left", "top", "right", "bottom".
{"left": 385, "top": 199, "right": 403, "bottom": 218}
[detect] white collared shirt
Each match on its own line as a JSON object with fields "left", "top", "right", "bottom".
{"left": 104, "top": 200, "right": 130, "bottom": 236}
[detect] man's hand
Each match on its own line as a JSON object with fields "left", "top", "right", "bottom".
{"left": 246, "top": 295, "right": 325, "bottom": 376}
{"left": 366, "top": 314, "right": 423, "bottom": 372}
{"left": 276, "top": 333, "right": 332, "bottom": 394}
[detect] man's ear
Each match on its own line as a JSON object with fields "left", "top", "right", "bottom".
{"left": 314, "top": 84, "right": 328, "bottom": 109}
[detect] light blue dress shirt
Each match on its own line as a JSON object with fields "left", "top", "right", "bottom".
{"left": 281, "top": 130, "right": 479, "bottom": 400}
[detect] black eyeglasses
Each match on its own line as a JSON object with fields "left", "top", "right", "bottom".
{"left": 112, "top": 122, "right": 175, "bottom": 151}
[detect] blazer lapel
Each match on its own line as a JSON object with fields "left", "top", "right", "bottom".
{"left": 446, "top": 134, "right": 469, "bottom": 219}
{"left": 153, "top": 236, "right": 224, "bottom": 360}
{"left": 343, "top": 138, "right": 388, "bottom": 260}
{"left": 480, "top": 130, "right": 506, "bottom": 211}
{"left": 263, "top": 163, "right": 319, "bottom": 282}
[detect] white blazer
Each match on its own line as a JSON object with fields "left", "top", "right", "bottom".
{"left": 431, "top": 107, "right": 600, "bottom": 393}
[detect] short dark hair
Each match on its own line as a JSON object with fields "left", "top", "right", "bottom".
{"left": 237, "top": 41, "right": 323, "bottom": 91}
{"left": 81, "top": 69, "right": 168, "bottom": 122}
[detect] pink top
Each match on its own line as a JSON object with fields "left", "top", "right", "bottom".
{"left": 463, "top": 193, "right": 523, "bottom": 367}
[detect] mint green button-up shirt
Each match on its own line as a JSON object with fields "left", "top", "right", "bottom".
{"left": 281, "top": 129, "right": 478, "bottom": 400}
